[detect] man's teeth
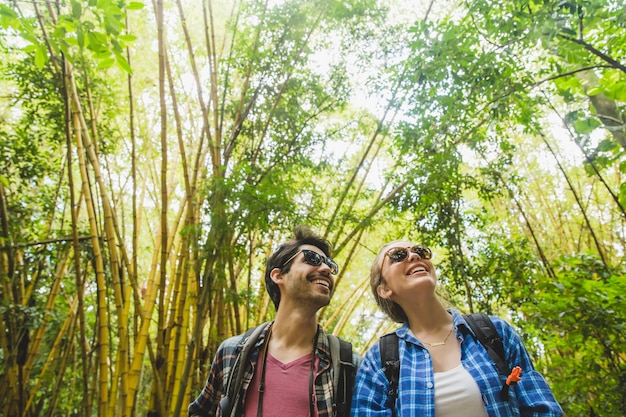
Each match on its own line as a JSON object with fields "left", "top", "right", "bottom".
{"left": 312, "top": 279, "right": 329, "bottom": 288}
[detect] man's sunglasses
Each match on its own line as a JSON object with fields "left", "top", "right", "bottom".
{"left": 385, "top": 245, "right": 432, "bottom": 264}
{"left": 282, "top": 249, "right": 339, "bottom": 275}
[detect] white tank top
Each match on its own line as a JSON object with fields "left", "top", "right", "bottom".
{"left": 433, "top": 364, "right": 489, "bottom": 417}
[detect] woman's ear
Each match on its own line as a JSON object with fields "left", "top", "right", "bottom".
{"left": 377, "top": 283, "right": 393, "bottom": 300}
{"left": 270, "top": 267, "right": 283, "bottom": 285}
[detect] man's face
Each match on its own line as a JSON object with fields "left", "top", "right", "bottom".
{"left": 278, "top": 244, "right": 336, "bottom": 310}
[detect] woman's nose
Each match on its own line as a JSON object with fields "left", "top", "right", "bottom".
{"left": 406, "top": 249, "right": 423, "bottom": 261}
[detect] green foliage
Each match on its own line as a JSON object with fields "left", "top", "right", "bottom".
{"left": 1, "top": 0, "right": 142, "bottom": 71}
{"left": 0, "top": 4, "right": 20, "bottom": 30}
{"left": 55, "top": 0, "right": 141, "bottom": 72}
{"left": 0, "top": 61, "right": 65, "bottom": 250}
{"left": 522, "top": 254, "right": 626, "bottom": 416}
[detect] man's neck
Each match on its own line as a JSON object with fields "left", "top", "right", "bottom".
{"left": 268, "top": 310, "right": 319, "bottom": 363}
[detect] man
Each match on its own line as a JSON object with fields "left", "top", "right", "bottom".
{"left": 188, "top": 225, "right": 361, "bottom": 417}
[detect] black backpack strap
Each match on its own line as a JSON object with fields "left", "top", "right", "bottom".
{"left": 328, "top": 335, "right": 356, "bottom": 417}
{"left": 464, "top": 313, "right": 517, "bottom": 401}
{"left": 219, "top": 322, "right": 270, "bottom": 417}
{"left": 379, "top": 333, "right": 399, "bottom": 417}
{"left": 463, "top": 313, "right": 508, "bottom": 376}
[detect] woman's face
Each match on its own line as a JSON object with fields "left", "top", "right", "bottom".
{"left": 377, "top": 241, "right": 437, "bottom": 301}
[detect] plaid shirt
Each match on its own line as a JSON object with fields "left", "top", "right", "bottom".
{"left": 189, "top": 322, "right": 360, "bottom": 417}
{"left": 351, "top": 309, "right": 564, "bottom": 417}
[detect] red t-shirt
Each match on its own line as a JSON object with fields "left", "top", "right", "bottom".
{"left": 244, "top": 352, "right": 318, "bottom": 417}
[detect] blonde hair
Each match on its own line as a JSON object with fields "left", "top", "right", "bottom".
{"left": 369, "top": 241, "right": 409, "bottom": 323}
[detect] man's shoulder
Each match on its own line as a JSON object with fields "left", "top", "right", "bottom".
{"left": 217, "top": 333, "right": 246, "bottom": 354}
{"left": 218, "top": 323, "right": 271, "bottom": 356}
{"left": 326, "top": 332, "right": 363, "bottom": 367}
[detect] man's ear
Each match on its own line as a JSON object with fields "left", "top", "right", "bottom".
{"left": 270, "top": 267, "right": 283, "bottom": 285}
{"left": 377, "top": 283, "right": 393, "bottom": 300}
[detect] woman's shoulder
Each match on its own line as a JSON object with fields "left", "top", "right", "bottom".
{"left": 452, "top": 309, "right": 519, "bottom": 340}
{"left": 481, "top": 315, "right": 524, "bottom": 346}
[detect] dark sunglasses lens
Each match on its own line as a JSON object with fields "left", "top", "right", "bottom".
{"left": 412, "top": 246, "right": 431, "bottom": 259}
{"left": 326, "top": 259, "right": 339, "bottom": 275}
{"left": 303, "top": 250, "right": 323, "bottom": 266}
{"left": 389, "top": 248, "right": 409, "bottom": 263}
{"left": 303, "top": 250, "right": 338, "bottom": 274}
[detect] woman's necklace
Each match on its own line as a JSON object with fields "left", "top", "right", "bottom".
{"left": 420, "top": 326, "right": 454, "bottom": 347}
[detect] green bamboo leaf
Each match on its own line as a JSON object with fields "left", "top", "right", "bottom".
{"left": 96, "top": 56, "right": 115, "bottom": 69}
{"left": 573, "top": 117, "right": 601, "bottom": 134}
{"left": 21, "top": 32, "right": 39, "bottom": 45}
{"left": 77, "top": 28, "right": 85, "bottom": 48}
{"left": 104, "top": 14, "right": 123, "bottom": 35}
{"left": 119, "top": 34, "right": 137, "bottom": 42}
{"left": 597, "top": 139, "right": 616, "bottom": 153}
{"left": 0, "top": 4, "right": 19, "bottom": 30}
{"left": 611, "top": 83, "right": 626, "bottom": 101}
{"left": 61, "top": 17, "right": 76, "bottom": 32}
{"left": 115, "top": 52, "right": 132, "bottom": 74}
{"left": 585, "top": 85, "right": 602, "bottom": 96}
{"left": 71, "top": 0, "right": 82, "bottom": 19}
{"left": 126, "top": 2, "right": 144, "bottom": 10}
{"left": 34, "top": 44, "right": 47, "bottom": 68}
{"left": 52, "top": 25, "right": 67, "bottom": 39}
{"left": 619, "top": 183, "right": 626, "bottom": 209}
{"left": 0, "top": 4, "right": 18, "bottom": 18}
{"left": 22, "top": 44, "right": 38, "bottom": 52}
{"left": 58, "top": 40, "right": 70, "bottom": 56}
{"left": 65, "top": 36, "right": 79, "bottom": 47}
{"left": 0, "top": 15, "right": 13, "bottom": 30}
{"left": 87, "top": 31, "right": 109, "bottom": 53}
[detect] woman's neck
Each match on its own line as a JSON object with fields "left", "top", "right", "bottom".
{"left": 405, "top": 298, "right": 452, "bottom": 334}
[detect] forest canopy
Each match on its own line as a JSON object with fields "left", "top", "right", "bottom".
{"left": 0, "top": 0, "right": 624, "bottom": 416}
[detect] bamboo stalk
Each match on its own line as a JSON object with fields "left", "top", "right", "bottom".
{"left": 72, "top": 108, "right": 110, "bottom": 416}
{"left": 175, "top": 0, "right": 218, "bottom": 172}
{"left": 24, "top": 296, "right": 79, "bottom": 416}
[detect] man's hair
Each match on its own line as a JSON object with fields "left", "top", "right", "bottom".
{"left": 369, "top": 241, "right": 409, "bottom": 323}
{"left": 264, "top": 225, "right": 333, "bottom": 310}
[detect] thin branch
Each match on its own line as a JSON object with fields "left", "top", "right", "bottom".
{"left": 0, "top": 236, "right": 93, "bottom": 250}
{"left": 534, "top": 65, "right": 614, "bottom": 87}
{"left": 558, "top": 34, "right": 626, "bottom": 74}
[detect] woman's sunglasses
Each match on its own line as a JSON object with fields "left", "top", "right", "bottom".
{"left": 282, "top": 249, "right": 339, "bottom": 275}
{"left": 385, "top": 245, "right": 432, "bottom": 264}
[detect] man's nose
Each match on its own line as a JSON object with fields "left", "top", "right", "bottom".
{"left": 317, "top": 261, "right": 332, "bottom": 273}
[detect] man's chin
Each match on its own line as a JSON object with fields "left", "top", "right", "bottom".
{"left": 312, "top": 294, "right": 331, "bottom": 308}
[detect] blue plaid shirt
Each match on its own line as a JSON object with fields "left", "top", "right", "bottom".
{"left": 351, "top": 310, "right": 563, "bottom": 417}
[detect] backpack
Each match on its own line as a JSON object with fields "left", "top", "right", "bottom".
{"left": 219, "top": 322, "right": 356, "bottom": 417}
{"left": 379, "top": 313, "right": 514, "bottom": 417}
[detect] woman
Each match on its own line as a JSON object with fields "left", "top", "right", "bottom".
{"left": 351, "top": 241, "right": 563, "bottom": 417}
